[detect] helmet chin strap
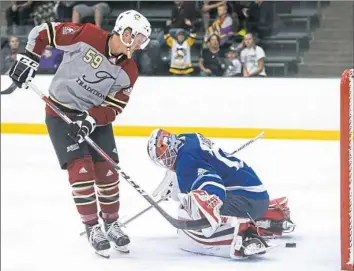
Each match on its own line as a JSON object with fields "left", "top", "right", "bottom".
{"left": 119, "top": 34, "right": 134, "bottom": 59}
{"left": 126, "top": 47, "right": 131, "bottom": 59}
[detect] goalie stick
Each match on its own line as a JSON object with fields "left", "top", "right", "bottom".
{"left": 122, "top": 197, "right": 165, "bottom": 226}
{"left": 229, "top": 131, "right": 265, "bottom": 155}
{"left": 27, "top": 82, "right": 211, "bottom": 230}
{"left": 80, "top": 197, "right": 166, "bottom": 236}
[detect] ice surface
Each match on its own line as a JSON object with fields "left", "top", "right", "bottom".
{"left": 1, "top": 134, "right": 340, "bottom": 271}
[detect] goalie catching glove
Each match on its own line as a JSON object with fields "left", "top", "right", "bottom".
{"left": 9, "top": 53, "right": 39, "bottom": 89}
{"left": 68, "top": 111, "right": 97, "bottom": 143}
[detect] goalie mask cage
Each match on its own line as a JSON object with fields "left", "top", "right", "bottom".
{"left": 340, "top": 69, "right": 354, "bottom": 271}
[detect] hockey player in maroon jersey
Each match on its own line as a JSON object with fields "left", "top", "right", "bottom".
{"left": 9, "top": 10, "right": 151, "bottom": 258}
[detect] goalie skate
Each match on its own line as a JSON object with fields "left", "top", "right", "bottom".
{"left": 231, "top": 228, "right": 274, "bottom": 259}
{"left": 85, "top": 224, "right": 111, "bottom": 259}
{"left": 104, "top": 220, "right": 130, "bottom": 253}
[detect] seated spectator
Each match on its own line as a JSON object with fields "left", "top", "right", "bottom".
{"left": 202, "top": 1, "right": 227, "bottom": 32}
{"left": 164, "top": 22, "right": 196, "bottom": 75}
{"left": 223, "top": 48, "right": 242, "bottom": 77}
{"left": 206, "top": 4, "right": 234, "bottom": 47}
{"left": 198, "top": 34, "right": 224, "bottom": 76}
{"left": 244, "top": 0, "right": 282, "bottom": 38}
{"left": 5, "top": 1, "right": 33, "bottom": 34}
{"left": 240, "top": 33, "right": 266, "bottom": 77}
{"left": 32, "top": 1, "right": 57, "bottom": 26}
{"left": 158, "top": 1, "right": 197, "bottom": 45}
{"left": 1, "top": 36, "right": 20, "bottom": 74}
{"left": 72, "top": 2, "right": 111, "bottom": 29}
{"left": 38, "top": 46, "right": 64, "bottom": 74}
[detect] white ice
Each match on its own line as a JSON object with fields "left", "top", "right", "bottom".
{"left": 1, "top": 134, "right": 340, "bottom": 271}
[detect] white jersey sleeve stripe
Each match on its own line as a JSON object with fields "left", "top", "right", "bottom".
{"left": 191, "top": 173, "right": 222, "bottom": 189}
{"left": 196, "top": 181, "right": 226, "bottom": 191}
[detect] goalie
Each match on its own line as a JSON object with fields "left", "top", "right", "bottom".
{"left": 147, "top": 129, "right": 295, "bottom": 259}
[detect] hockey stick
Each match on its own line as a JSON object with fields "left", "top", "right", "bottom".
{"left": 27, "top": 82, "right": 211, "bottom": 230}
{"left": 122, "top": 197, "right": 165, "bottom": 226}
{"left": 80, "top": 197, "right": 166, "bottom": 236}
{"left": 229, "top": 131, "right": 265, "bottom": 155}
{"left": 1, "top": 82, "right": 17, "bottom": 95}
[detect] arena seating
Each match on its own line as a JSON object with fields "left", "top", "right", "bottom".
{"left": 0, "top": 1, "right": 331, "bottom": 77}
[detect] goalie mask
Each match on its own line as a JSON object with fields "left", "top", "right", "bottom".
{"left": 147, "top": 129, "right": 181, "bottom": 170}
{"left": 113, "top": 10, "right": 151, "bottom": 58}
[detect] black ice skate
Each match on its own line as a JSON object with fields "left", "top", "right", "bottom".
{"left": 104, "top": 220, "right": 130, "bottom": 253}
{"left": 86, "top": 223, "right": 111, "bottom": 258}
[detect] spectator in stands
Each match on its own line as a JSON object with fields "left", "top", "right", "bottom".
{"left": 164, "top": 22, "right": 197, "bottom": 75}
{"left": 244, "top": 0, "right": 282, "bottom": 38}
{"left": 206, "top": 4, "right": 234, "bottom": 48}
{"left": 167, "top": 1, "right": 197, "bottom": 29}
{"left": 228, "top": 1, "right": 250, "bottom": 33}
{"left": 32, "top": 1, "right": 57, "bottom": 26}
{"left": 55, "top": 1, "right": 77, "bottom": 21}
{"left": 1, "top": 36, "right": 20, "bottom": 74}
{"left": 158, "top": 1, "right": 197, "bottom": 45}
{"left": 240, "top": 33, "right": 266, "bottom": 77}
{"left": 72, "top": 2, "right": 111, "bottom": 29}
{"left": 5, "top": 1, "right": 33, "bottom": 34}
{"left": 202, "top": 1, "right": 227, "bottom": 32}
{"left": 38, "top": 46, "right": 64, "bottom": 74}
{"left": 223, "top": 48, "right": 242, "bottom": 77}
{"left": 199, "top": 34, "right": 224, "bottom": 76}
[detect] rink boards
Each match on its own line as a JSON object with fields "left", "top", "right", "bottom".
{"left": 0, "top": 75, "right": 340, "bottom": 140}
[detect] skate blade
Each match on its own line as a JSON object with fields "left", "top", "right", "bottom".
{"left": 113, "top": 244, "right": 130, "bottom": 254}
{"left": 243, "top": 243, "right": 277, "bottom": 257}
{"left": 95, "top": 249, "right": 111, "bottom": 259}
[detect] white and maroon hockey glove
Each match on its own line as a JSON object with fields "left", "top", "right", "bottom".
{"left": 69, "top": 111, "right": 97, "bottom": 143}
{"left": 179, "top": 190, "right": 223, "bottom": 237}
{"left": 9, "top": 53, "right": 39, "bottom": 89}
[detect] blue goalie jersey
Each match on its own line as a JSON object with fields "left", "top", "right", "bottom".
{"left": 175, "top": 133, "right": 269, "bottom": 201}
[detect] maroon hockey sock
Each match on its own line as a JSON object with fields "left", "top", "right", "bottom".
{"left": 94, "top": 161, "right": 120, "bottom": 223}
{"left": 68, "top": 157, "right": 98, "bottom": 225}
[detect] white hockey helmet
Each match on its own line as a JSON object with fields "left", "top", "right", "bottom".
{"left": 147, "top": 129, "right": 180, "bottom": 170}
{"left": 113, "top": 10, "right": 151, "bottom": 50}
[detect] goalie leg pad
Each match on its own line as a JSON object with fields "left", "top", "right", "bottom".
{"left": 187, "top": 190, "right": 223, "bottom": 237}
{"left": 94, "top": 161, "right": 120, "bottom": 223}
{"left": 68, "top": 156, "right": 98, "bottom": 224}
{"left": 177, "top": 208, "right": 257, "bottom": 259}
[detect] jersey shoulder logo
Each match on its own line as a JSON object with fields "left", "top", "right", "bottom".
{"left": 62, "top": 26, "right": 75, "bottom": 35}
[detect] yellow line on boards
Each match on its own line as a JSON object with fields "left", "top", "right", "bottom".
{"left": 0, "top": 123, "right": 341, "bottom": 140}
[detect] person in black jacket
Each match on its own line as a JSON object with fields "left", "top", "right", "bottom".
{"left": 199, "top": 34, "right": 224, "bottom": 76}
